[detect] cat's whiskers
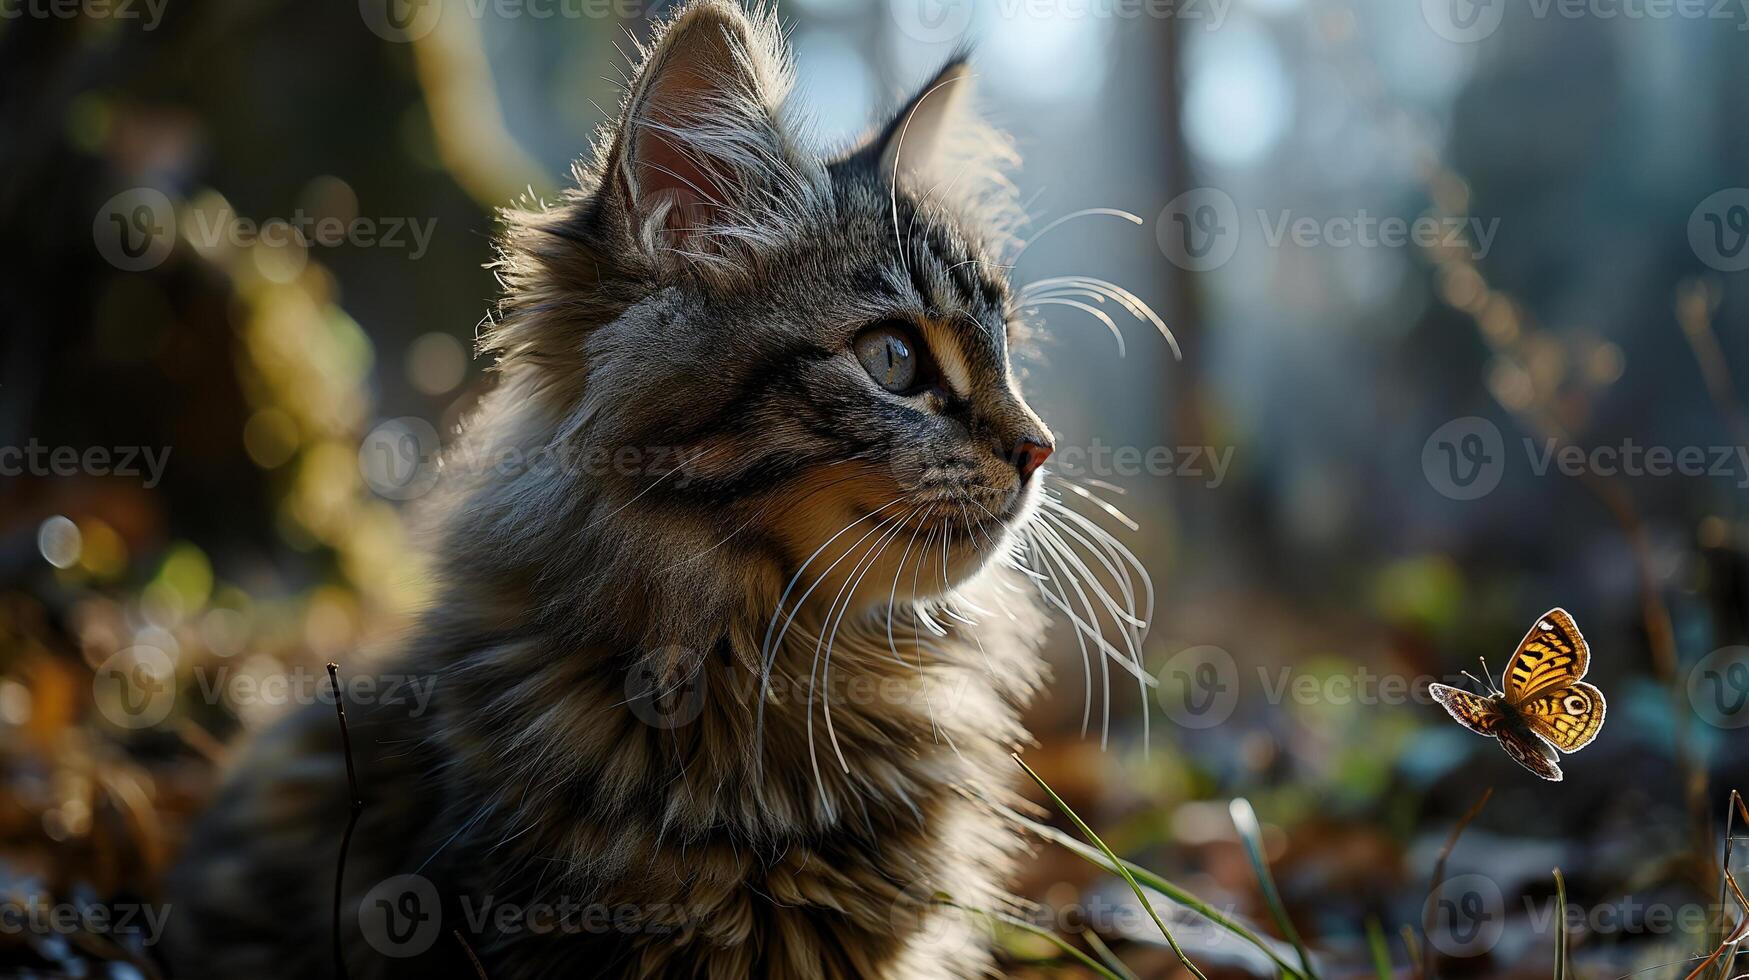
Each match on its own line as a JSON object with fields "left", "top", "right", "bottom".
{"left": 1019, "top": 523, "right": 1095, "bottom": 736}
{"left": 809, "top": 505, "right": 920, "bottom": 790}
{"left": 1033, "top": 514, "right": 1150, "bottom": 749}
{"left": 905, "top": 155, "right": 977, "bottom": 286}
{"left": 991, "top": 471, "right": 1154, "bottom": 748}
{"left": 1022, "top": 521, "right": 1146, "bottom": 676}
{"left": 1011, "top": 207, "right": 1145, "bottom": 263}
{"left": 1030, "top": 526, "right": 1117, "bottom": 745}
{"left": 884, "top": 514, "right": 934, "bottom": 664}
{"left": 1026, "top": 296, "right": 1127, "bottom": 357}
{"left": 582, "top": 444, "right": 715, "bottom": 533}
{"left": 1035, "top": 503, "right": 1147, "bottom": 633}
{"left": 907, "top": 525, "right": 936, "bottom": 653}
{"left": 655, "top": 467, "right": 873, "bottom": 573}
{"left": 1037, "top": 475, "right": 1155, "bottom": 749}
{"left": 756, "top": 496, "right": 914, "bottom": 773}
{"left": 1048, "top": 473, "right": 1142, "bottom": 530}
{"left": 1042, "top": 477, "right": 1155, "bottom": 644}
{"left": 1018, "top": 274, "right": 1181, "bottom": 360}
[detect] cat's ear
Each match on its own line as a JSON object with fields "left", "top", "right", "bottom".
{"left": 853, "top": 57, "right": 977, "bottom": 189}
{"left": 613, "top": 0, "right": 803, "bottom": 260}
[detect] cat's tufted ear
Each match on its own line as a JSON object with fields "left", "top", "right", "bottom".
{"left": 613, "top": 0, "right": 806, "bottom": 261}
{"left": 848, "top": 57, "right": 976, "bottom": 189}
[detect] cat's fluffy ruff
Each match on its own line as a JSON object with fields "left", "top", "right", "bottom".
{"left": 164, "top": 3, "right": 1064, "bottom": 977}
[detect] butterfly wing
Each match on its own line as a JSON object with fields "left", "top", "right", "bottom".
{"left": 1503, "top": 608, "right": 1590, "bottom": 703}
{"left": 1428, "top": 683, "right": 1505, "bottom": 736}
{"left": 1431, "top": 683, "right": 1565, "bottom": 780}
{"left": 1518, "top": 681, "right": 1606, "bottom": 754}
{"left": 1495, "top": 726, "right": 1564, "bottom": 781}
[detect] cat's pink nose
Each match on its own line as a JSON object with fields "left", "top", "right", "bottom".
{"left": 1011, "top": 438, "right": 1054, "bottom": 481}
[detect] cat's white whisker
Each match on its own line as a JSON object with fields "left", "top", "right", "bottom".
{"left": 1012, "top": 207, "right": 1144, "bottom": 262}
{"left": 581, "top": 444, "right": 715, "bottom": 532}
{"left": 1039, "top": 525, "right": 1118, "bottom": 748}
{"left": 1023, "top": 297, "right": 1126, "bottom": 357}
{"left": 810, "top": 506, "right": 918, "bottom": 786}
{"left": 1027, "top": 521, "right": 1150, "bottom": 682}
{"left": 1020, "top": 273, "right": 1180, "bottom": 359}
{"left": 1032, "top": 519, "right": 1144, "bottom": 699}
{"left": 1048, "top": 474, "right": 1141, "bottom": 531}
{"left": 1028, "top": 527, "right": 1110, "bottom": 741}
{"left": 1016, "top": 526, "right": 1091, "bottom": 734}
{"left": 1039, "top": 499, "right": 1148, "bottom": 629}
{"left": 1039, "top": 492, "right": 1154, "bottom": 630}
{"left": 1033, "top": 511, "right": 1145, "bottom": 632}
{"left": 884, "top": 513, "right": 932, "bottom": 664}
{"left": 757, "top": 496, "right": 911, "bottom": 766}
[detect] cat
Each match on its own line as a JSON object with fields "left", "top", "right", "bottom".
{"left": 163, "top": 2, "right": 1154, "bottom": 977}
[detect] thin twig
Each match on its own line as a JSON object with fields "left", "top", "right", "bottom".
{"left": 1714, "top": 790, "right": 1744, "bottom": 972}
{"left": 1423, "top": 787, "right": 1493, "bottom": 980}
{"left": 327, "top": 662, "right": 364, "bottom": 980}
{"left": 1552, "top": 868, "right": 1569, "bottom": 980}
{"left": 1719, "top": 870, "right": 1749, "bottom": 980}
{"left": 1682, "top": 905, "right": 1749, "bottom": 980}
{"left": 454, "top": 929, "right": 490, "bottom": 979}
{"left": 1675, "top": 279, "right": 1749, "bottom": 453}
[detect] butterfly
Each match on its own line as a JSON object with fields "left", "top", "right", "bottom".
{"left": 1427, "top": 608, "right": 1605, "bottom": 781}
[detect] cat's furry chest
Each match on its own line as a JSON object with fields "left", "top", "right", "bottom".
{"left": 421, "top": 564, "right": 1050, "bottom": 860}
{"left": 161, "top": 570, "right": 1048, "bottom": 980}
{"left": 412, "top": 584, "right": 1046, "bottom": 979}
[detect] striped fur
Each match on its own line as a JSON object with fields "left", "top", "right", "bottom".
{"left": 163, "top": 3, "right": 1103, "bottom": 977}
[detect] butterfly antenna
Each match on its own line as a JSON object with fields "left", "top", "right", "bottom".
{"left": 1460, "top": 670, "right": 1489, "bottom": 692}
{"left": 1478, "top": 657, "right": 1500, "bottom": 694}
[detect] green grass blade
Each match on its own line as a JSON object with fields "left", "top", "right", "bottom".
{"left": 945, "top": 903, "right": 1125, "bottom": 980}
{"left": 1230, "top": 798, "right": 1319, "bottom": 980}
{"left": 1551, "top": 868, "right": 1568, "bottom": 980}
{"left": 1081, "top": 929, "right": 1141, "bottom": 980}
{"left": 1015, "top": 812, "right": 1307, "bottom": 979}
{"left": 1365, "top": 916, "right": 1392, "bottom": 980}
{"left": 1398, "top": 925, "right": 1422, "bottom": 980}
{"left": 1015, "top": 755, "right": 1211, "bottom": 980}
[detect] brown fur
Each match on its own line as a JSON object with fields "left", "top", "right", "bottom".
{"left": 162, "top": 3, "right": 1153, "bottom": 977}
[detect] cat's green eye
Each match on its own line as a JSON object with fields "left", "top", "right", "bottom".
{"left": 854, "top": 323, "right": 929, "bottom": 395}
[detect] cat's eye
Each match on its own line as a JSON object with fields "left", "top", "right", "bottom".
{"left": 854, "top": 322, "right": 931, "bottom": 395}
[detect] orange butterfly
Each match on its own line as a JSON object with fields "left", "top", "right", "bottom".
{"left": 1428, "top": 608, "right": 1605, "bottom": 781}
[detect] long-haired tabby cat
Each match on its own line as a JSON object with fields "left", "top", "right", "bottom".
{"left": 165, "top": 2, "right": 1158, "bottom": 977}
